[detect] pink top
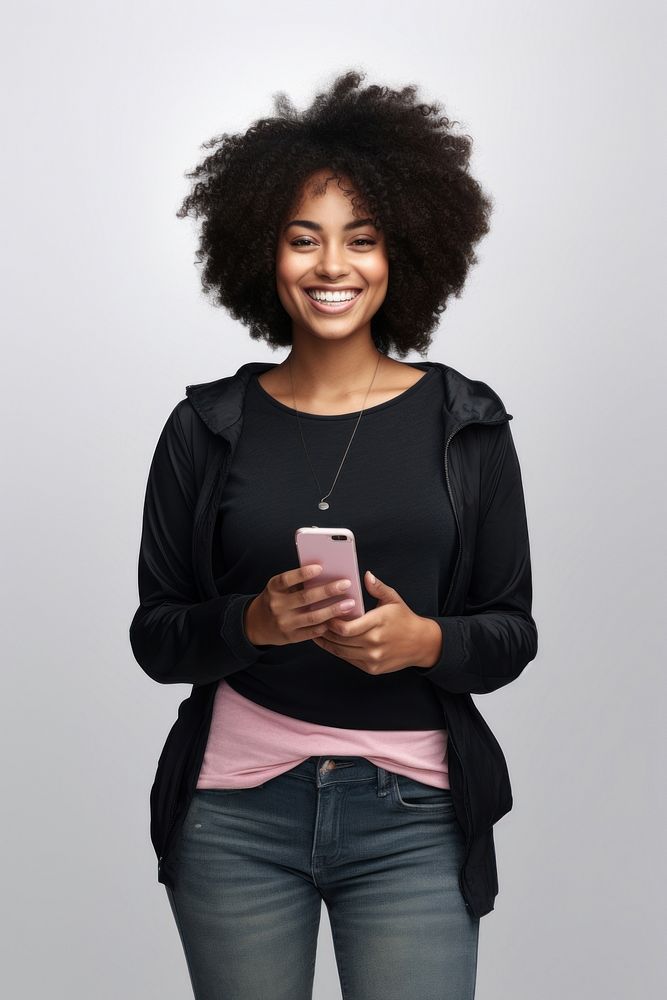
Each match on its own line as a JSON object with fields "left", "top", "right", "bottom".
{"left": 196, "top": 679, "right": 449, "bottom": 790}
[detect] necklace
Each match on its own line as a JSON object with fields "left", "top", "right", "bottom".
{"left": 288, "top": 351, "right": 383, "bottom": 510}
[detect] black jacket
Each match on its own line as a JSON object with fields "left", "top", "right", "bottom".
{"left": 129, "top": 359, "right": 538, "bottom": 918}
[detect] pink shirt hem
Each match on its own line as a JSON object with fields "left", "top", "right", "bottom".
{"left": 196, "top": 679, "right": 449, "bottom": 791}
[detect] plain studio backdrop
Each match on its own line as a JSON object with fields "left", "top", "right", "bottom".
{"left": 1, "top": 1, "right": 664, "bottom": 997}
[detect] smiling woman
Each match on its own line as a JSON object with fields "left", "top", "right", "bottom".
{"left": 131, "top": 66, "right": 537, "bottom": 1000}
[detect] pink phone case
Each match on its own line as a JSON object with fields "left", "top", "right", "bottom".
{"left": 294, "top": 527, "right": 364, "bottom": 620}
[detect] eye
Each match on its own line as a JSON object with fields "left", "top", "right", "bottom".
{"left": 290, "top": 238, "right": 377, "bottom": 248}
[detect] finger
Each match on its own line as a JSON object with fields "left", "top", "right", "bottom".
{"left": 325, "top": 607, "right": 380, "bottom": 637}
{"left": 289, "top": 598, "right": 358, "bottom": 636}
{"left": 318, "top": 599, "right": 358, "bottom": 623}
{"left": 290, "top": 578, "right": 354, "bottom": 609}
{"left": 316, "top": 629, "right": 364, "bottom": 654}
{"left": 278, "top": 564, "right": 323, "bottom": 593}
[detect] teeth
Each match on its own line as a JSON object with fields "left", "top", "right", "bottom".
{"left": 307, "top": 289, "right": 359, "bottom": 303}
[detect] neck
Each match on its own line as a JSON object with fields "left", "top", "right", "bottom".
{"left": 282, "top": 337, "right": 384, "bottom": 400}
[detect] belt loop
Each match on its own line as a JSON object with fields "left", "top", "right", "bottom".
{"left": 377, "top": 766, "right": 390, "bottom": 797}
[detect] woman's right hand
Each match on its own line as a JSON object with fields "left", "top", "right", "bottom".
{"left": 243, "top": 564, "right": 356, "bottom": 647}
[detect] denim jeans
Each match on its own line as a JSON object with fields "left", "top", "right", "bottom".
{"left": 165, "top": 755, "right": 480, "bottom": 999}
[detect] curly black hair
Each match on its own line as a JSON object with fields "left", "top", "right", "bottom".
{"left": 176, "top": 69, "right": 494, "bottom": 358}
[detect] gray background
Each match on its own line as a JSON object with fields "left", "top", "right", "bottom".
{"left": 2, "top": 1, "right": 664, "bottom": 997}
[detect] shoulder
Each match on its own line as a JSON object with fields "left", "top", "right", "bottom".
{"left": 156, "top": 396, "right": 197, "bottom": 441}
{"left": 431, "top": 360, "right": 517, "bottom": 478}
{"left": 151, "top": 396, "right": 215, "bottom": 475}
{"left": 433, "top": 361, "right": 513, "bottom": 423}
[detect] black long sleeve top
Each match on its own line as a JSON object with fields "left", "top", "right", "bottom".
{"left": 217, "top": 368, "right": 456, "bottom": 729}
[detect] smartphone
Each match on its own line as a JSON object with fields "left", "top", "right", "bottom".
{"left": 294, "top": 526, "right": 365, "bottom": 620}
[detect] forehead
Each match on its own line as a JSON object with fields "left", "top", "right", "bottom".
{"left": 291, "top": 170, "right": 367, "bottom": 214}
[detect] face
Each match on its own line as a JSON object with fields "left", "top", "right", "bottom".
{"left": 275, "top": 169, "right": 389, "bottom": 345}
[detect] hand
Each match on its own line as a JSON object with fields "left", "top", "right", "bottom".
{"left": 312, "top": 570, "right": 440, "bottom": 674}
{"left": 243, "top": 563, "right": 358, "bottom": 647}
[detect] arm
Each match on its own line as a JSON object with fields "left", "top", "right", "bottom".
{"left": 129, "top": 401, "right": 264, "bottom": 685}
{"left": 416, "top": 421, "right": 538, "bottom": 694}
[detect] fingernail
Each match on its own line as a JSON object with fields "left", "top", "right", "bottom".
{"left": 339, "top": 599, "right": 355, "bottom": 610}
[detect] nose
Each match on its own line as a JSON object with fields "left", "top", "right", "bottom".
{"left": 315, "top": 246, "right": 350, "bottom": 280}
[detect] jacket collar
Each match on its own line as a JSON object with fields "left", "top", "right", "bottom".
{"left": 185, "top": 360, "right": 512, "bottom": 443}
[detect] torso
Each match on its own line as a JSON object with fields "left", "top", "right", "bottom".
{"left": 257, "top": 360, "right": 428, "bottom": 416}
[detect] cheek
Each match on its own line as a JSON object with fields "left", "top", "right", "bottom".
{"left": 275, "top": 248, "right": 300, "bottom": 289}
{"left": 275, "top": 263, "right": 304, "bottom": 315}
{"left": 363, "top": 258, "right": 389, "bottom": 293}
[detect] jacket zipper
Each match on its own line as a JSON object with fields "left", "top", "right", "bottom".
{"left": 442, "top": 415, "right": 509, "bottom": 612}
{"left": 442, "top": 423, "right": 474, "bottom": 906}
{"left": 442, "top": 417, "right": 509, "bottom": 909}
{"left": 442, "top": 425, "right": 462, "bottom": 613}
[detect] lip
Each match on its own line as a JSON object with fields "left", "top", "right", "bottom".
{"left": 302, "top": 287, "right": 364, "bottom": 315}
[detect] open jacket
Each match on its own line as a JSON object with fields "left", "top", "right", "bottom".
{"left": 129, "top": 359, "right": 538, "bottom": 918}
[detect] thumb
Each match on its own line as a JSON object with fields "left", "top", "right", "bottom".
{"left": 365, "top": 570, "right": 400, "bottom": 603}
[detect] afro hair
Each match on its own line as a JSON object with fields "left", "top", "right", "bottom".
{"left": 176, "top": 68, "right": 494, "bottom": 358}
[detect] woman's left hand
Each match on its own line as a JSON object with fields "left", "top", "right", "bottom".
{"left": 311, "top": 570, "right": 440, "bottom": 675}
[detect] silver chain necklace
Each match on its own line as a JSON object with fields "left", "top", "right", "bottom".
{"left": 288, "top": 351, "right": 383, "bottom": 510}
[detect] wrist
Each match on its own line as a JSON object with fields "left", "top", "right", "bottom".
{"left": 243, "top": 595, "right": 266, "bottom": 646}
{"left": 414, "top": 617, "right": 443, "bottom": 669}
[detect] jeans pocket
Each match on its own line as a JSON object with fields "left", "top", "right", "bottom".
{"left": 390, "top": 772, "right": 454, "bottom": 811}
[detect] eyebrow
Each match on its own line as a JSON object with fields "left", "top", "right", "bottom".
{"left": 283, "top": 218, "right": 377, "bottom": 233}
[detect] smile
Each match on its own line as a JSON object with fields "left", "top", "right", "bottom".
{"left": 302, "top": 288, "right": 363, "bottom": 314}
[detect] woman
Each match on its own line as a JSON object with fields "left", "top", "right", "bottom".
{"left": 130, "top": 69, "right": 538, "bottom": 1000}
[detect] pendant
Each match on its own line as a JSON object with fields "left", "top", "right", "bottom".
{"left": 318, "top": 501, "right": 329, "bottom": 510}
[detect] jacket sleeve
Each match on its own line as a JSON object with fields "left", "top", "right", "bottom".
{"left": 129, "top": 401, "right": 265, "bottom": 685}
{"left": 417, "top": 420, "right": 538, "bottom": 694}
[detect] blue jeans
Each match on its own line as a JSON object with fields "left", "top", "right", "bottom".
{"left": 165, "top": 755, "right": 480, "bottom": 999}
